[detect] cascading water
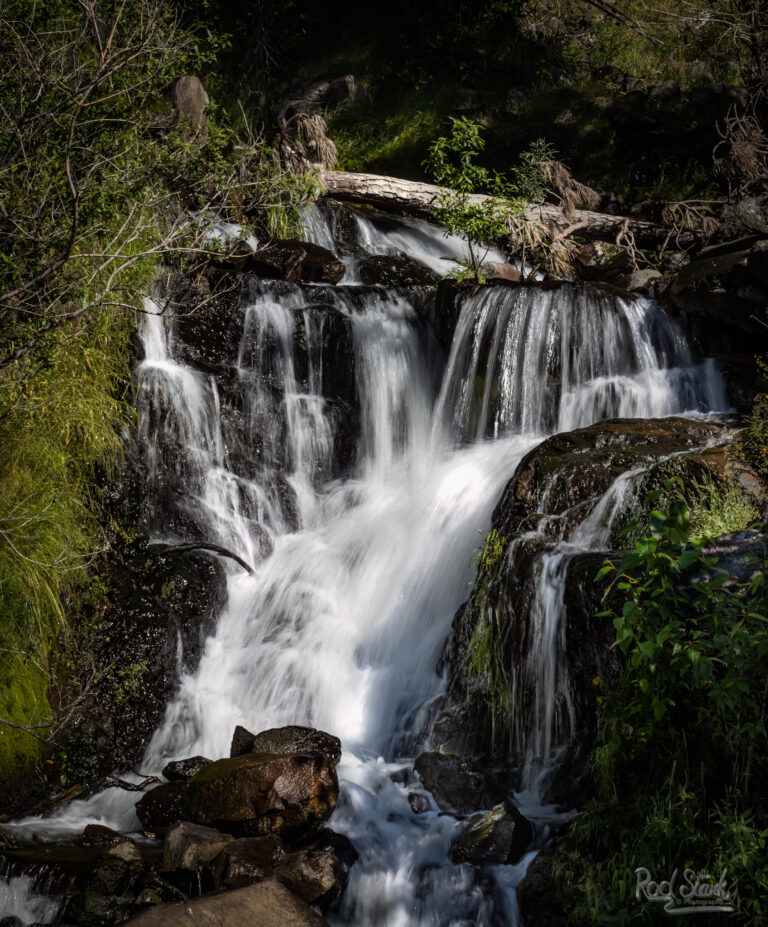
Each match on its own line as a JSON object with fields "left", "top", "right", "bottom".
{"left": 7, "top": 213, "right": 730, "bottom": 925}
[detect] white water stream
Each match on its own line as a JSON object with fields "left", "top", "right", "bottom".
{"left": 6, "top": 215, "right": 730, "bottom": 925}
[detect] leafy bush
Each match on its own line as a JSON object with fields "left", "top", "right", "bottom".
{"left": 558, "top": 479, "right": 768, "bottom": 923}
{"left": 739, "top": 358, "right": 768, "bottom": 483}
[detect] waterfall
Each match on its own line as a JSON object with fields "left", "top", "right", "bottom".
{"left": 7, "top": 213, "right": 730, "bottom": 925}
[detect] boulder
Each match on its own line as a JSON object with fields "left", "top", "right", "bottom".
{"left": 246, "top": 240, "right": 307, "bottom": 282}
{"left": 720, "top": 195, "right": 768, "bottom": 239}
{"left": 183, "top": 751, "right": 339, "bottom": 837}
{"left": 450, "top": 801, "right": 533, "bottom": 866}
{"left": 273, "top": 830, "right": 357, "bottom": 909}
{"left": 494, "top": 417, "right": 732, "bottom": 531}
{"left": 162, "top": 822, "right": 234, "bottom": 871}
{"left": 212, "top": 834, "right": 287, "bottom": 890}
{"left": 81, "top": 824, "right": 125, "bottom": 847}
{"left": 230, "top": 724, "right": 258, "bottom": 757}
{"left": 356, "top": 254, "right": 439, "bottom": 288}
{"left": 123, "top": 879, "right": 330, "bottom": 926}
{"left": 273, "top": 846, "right": 340, "bottom": 905}
{"left": 171, "top": 75, "right": 209, "bottom": 129}
{"left": 615, "top": 268, "right": 661, "bottom": 293}
{"left": 231, "top": 725, "right": 342, "bottom": 765}
{"left": 668, "top": 237, "right": 768, "bottom": 335}
{"left": 483, "top": 262, "right": 522, "bottom": 284}
{"left": 414, "top": 753, "right": 498, "bottom": 816}
{"left": 236, "top": 239, "right": 345, "bottom": 285}
{"left": 162, "top": 756, "right": 212, "bottom": 781}
{"left": 135, "top": 781, "right": 187, "bottom": 832}
{"left": 517, "top": 851, "right": 570, "bottom": 925}
{"left": 297, "top": 240, "right": 346, "bottom": 284}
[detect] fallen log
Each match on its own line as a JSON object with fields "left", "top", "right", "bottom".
{"left": 318, "top": 171, "right": 703, "bottom": 252}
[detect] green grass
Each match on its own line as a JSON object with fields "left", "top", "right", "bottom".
{"left": 689, "top": 477, "right": 760, "bottom": 538}
{"left": 0, "top": 308, "right": 135, "bottom": 779}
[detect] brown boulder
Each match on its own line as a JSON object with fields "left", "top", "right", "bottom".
{"left": 183, "top": 752, "right": 339, "bottom": 837}
{"left": 212, "top": 834, "right": 287, "bottom": 890}
{"left": 162, "top": 822, "right": 233, "bottom": 871}
{"left": 451, "top": 801, "right": 533, "bottom": 866}
{"left": 123, "top": 879, "right": 330, "bottom": 926}
{"left": 494, "top": 417, "right": 732, "bottom": 531}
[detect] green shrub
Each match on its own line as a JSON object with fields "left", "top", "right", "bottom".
{"left": 557, "top": 479, "right": 768, "bottom": 924}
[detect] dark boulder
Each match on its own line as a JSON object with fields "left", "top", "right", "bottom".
{"left": 162, "top": 756, "right": 212, "bottom": 781}
{"left": 494, "top": 417, "right": 732, "bottom": 532}
{"left": 414, "top": 752, "right": 498, "bottom": 816}
{"left": 517, "top": 851, "right": 571, "bottom": 925}
{"left": 231, "top": 725, "right": 342, "bottom": 765}
{"left": 356, "top": 254, "right": 439, "bottom": 289}
{"left": 183, "top": 751, "right": 339, "bottom": 837}
{"left": 81, "top": 824, "right": 126, "bottom": 847}
{"left": 667, "top": 237, "right": 768, "bottom": 336}
{"left": 450, "top": 801, "right": 533, "bottom": 866}
{"left": 234, "top": 240, "right": 345, "bottom": 285}
{"left": 230, "top": 724, "right": 257, "bottom": 757}
{"left": 212, "top": 834, "right": 287, "bottom": 890}
{"left": 135, "top": 781, "right": 187, "bottom": 832}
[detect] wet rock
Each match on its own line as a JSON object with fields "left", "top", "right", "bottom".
{"left": 162, "top": 756, "right": 212, "bottom": 781}
{"left": 231, "top": 725, "right": 342, "bottom": 765}
{"left": 517, "top": 852, "right": 570, "bottom": 925}
{"left": 296, "top": 240, "right": 346, "bottom": 284}
{"left": 0, "top": 826, "right": 20, "bottom": 848}
{"left": 123, "top": 878, "right": 330, "bottom": 926}
{"left": 273, "top": 846, "right": 339, "bottom": 904}
{"left": 212, "top": 834, "right": 288, "bottom": 890}
{"left": 408, "top": 792, "right": 431, "bottom": 814}
{"left": 414, "top": 753, "right": 498, "bottom": 816}
{"left": 667, "top": 237, "right": 768, "bottom": 336}
{"left": 184, "top": 751, "right": 339, "bottom": 837}
{"left": 81, "top": 824, "right": 125, "bottom": 847}
{"left": 135, "top": 781, "right": 187, "bottom": 832}
{"left": 484, "top": 262, "right": 522, "bottom": 283}
{"left": 495, "top": 417, "right": 732, "bottom": 531}
{"left": 62, "top": 889, "right": 120, "bottom": 926}
{"left": 230, "top": 724, "right": 257, "bottom": 757}
{"left": 0, "top": 917, "right": 23, "bottom": 927}
{"left": 241, "top": 240, "right": 345, "bottom": 285}
{"left": 163, "top": 822, "right": 234, "bottom": 870}
{"left": 58, "top": 536, "right": 226, "bottom": 794}
{"left": 451, "top": 801, "right": 533, "bottom": 866}
{"left": 356, "top": 254, "right": 439, "bottom": 288}
{"left": 246, "top": 240, "right": 307, "bottom": 282}
{"left": 274, "top": 830, "right": 357, "bottom": 909}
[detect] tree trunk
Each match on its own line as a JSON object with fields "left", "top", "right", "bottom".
{"left": 318, "top": 171, "right": 702, "bottom": 252}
